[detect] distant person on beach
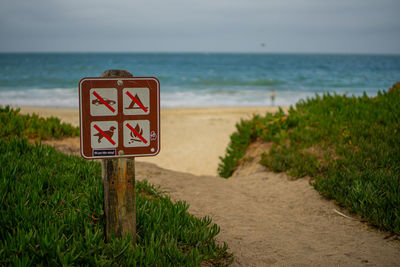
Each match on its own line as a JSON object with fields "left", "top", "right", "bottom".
{"left": 270, "top": 91, "right": 276, "bottom": 105}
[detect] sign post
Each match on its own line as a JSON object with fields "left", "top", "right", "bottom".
{"left": 79, "top": 69, "right": 160, "bottom": 243}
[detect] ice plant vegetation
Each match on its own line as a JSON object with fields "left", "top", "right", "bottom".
{"left": 219, "top": 83, "right": 400, "bottom": 234}
{"left": 0, "top": 107, "right": 233, "bottom": 266}
{"left": 0, "top": 106, "right": 79, "bottom": 140}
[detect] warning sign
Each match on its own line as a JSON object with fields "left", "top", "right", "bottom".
{"left": 79, "top": 77, "right": 160, "bottom": 159}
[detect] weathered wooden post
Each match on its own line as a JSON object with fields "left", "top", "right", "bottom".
{"left": 100, "top": 70, "right": 136, "bottom": 242}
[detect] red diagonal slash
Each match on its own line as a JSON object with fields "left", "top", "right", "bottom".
{"left": 93, "top": 124, "right": 116, "bottom": 145}
{"left": 125, "top": 91, "right": 148, "bottom": 113}
{"left": 92, "top": 91, "right": 116, "bottom": 113}
{"left": 126, "top": 123, "right": 148, "bottom": 144}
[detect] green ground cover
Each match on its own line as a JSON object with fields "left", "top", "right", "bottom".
{"left": 0, "top": 106, "right": 79, "bottom": 139}
{"left": 219, "top": 83, "right": 400, "bottom": 234}
{"left": 0, "top": 107, "right": 233, "bottom": 266}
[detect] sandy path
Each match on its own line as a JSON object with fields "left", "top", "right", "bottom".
{"left": 20, "top": 106, "right": 284, "bottom": 176}
{"left": 20, "top": 106, "right": 400, "bottom": 266}
{"left": 137, "top": 162, "right": 400, "bottom": 266}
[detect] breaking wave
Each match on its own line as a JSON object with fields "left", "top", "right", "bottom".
{"left": 0, "top": 87, "right": 379, "bottom": 109}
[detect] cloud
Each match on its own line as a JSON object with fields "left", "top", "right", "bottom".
{"left": 0, "top": 0, "right": 399, "bottom": 53}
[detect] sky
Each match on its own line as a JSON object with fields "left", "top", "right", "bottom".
{"left": 0, "top": 0, "right": 399, "bottom": 54}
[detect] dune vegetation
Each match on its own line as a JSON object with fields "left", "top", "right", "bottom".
{"left": 0, "top": 107, "right": 233, "bottom": 266}
{"left": 0, "top": 106, "right": 79, "bottom": 140}
{"left": 219, "top": 83, "right": 400, "bottom": 234}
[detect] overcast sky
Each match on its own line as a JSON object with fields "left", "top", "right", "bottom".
{"left": 0, "top": 0, "right": 399, "bottom": 54}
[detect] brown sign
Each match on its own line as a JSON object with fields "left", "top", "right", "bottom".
{"left": 79, "top": 77, "right": 160, "bottom": 159}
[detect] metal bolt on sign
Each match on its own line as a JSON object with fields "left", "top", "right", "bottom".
{"left": 79, "top": 69, "right": 160, "bottom": 243}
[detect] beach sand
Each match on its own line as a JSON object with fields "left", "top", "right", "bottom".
{"left": 19, "top": 106, "right": 285, "bottom": 176}
{"left": 18, "top": 105, "right": 400, "bottom": 266}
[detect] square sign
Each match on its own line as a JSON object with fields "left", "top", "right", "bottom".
{"left": 79, "top": 77, "right": 160, "bottom": 159}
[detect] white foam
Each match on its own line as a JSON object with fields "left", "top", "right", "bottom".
{"left": 160, "top": 89, "right": 316, "bottom": 108}
{"left": 0, "top": 87, "right": 378, "bottom": 109}
{"left": 0, "top": 88, "right": 79, "bottom": 108}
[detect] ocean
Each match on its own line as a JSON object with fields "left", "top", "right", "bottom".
{"left": 0, "top": 53, "right": 399, "bottom": 108}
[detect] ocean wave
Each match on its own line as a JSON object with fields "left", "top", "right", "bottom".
{"left": 0, "top": 88, "right": 79, "bottom": 108}
{"left": 160, "top": 89, "right": 313, "bottom": 108}
{"left": 0, "top": 87, "right": 379, "bottom": 109}
{"left": 190, "top": 78, "right": 285, "bottom": 87}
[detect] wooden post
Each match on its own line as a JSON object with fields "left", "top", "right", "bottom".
{"left": 100, "top": 70, "right": 136, "bottom": 243}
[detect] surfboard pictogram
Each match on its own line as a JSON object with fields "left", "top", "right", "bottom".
{"left": 125, "top": 93, "right": 148, "bottom": 112}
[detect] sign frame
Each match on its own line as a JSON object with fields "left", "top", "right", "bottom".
{"left": 79, "top": 77, "right": 160, "bottom": 159}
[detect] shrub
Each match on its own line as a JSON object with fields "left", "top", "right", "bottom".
{"left": 219, "top": 84, "right": 400, "bottom": 233}
{"left": 0, "top": 138, "right": 233, "bottom": 266}
{"left": 0, "top": 106, "right": 79, "bottom": 140}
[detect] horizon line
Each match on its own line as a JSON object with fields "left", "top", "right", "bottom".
{"left": 0, "top": 51, "right": 400, "bottom": 56}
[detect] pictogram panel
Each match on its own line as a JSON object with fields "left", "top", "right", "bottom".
{"left": 123, "top": 120, "right": 150, "bottom": 147}
{"left": 90, "top": 88, "right": 118, "bottom": 116}
{"left": 90, "top": 121, "right": 118, "bottom": 149}
{"left": 123, "top": 88, "right": 150, "bottom": 115}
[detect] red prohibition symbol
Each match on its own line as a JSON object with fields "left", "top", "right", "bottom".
{"left": 125, "top": 91, "right": 148, "bottom": 113}
{"left": 93, "top": 124, "right": 116, "bottom": 145}
{"left": 126, "top": 123, "right": 148, "bottom": 144}
{"left": 92, "top": 91, "right": 116, "bottom": 113}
